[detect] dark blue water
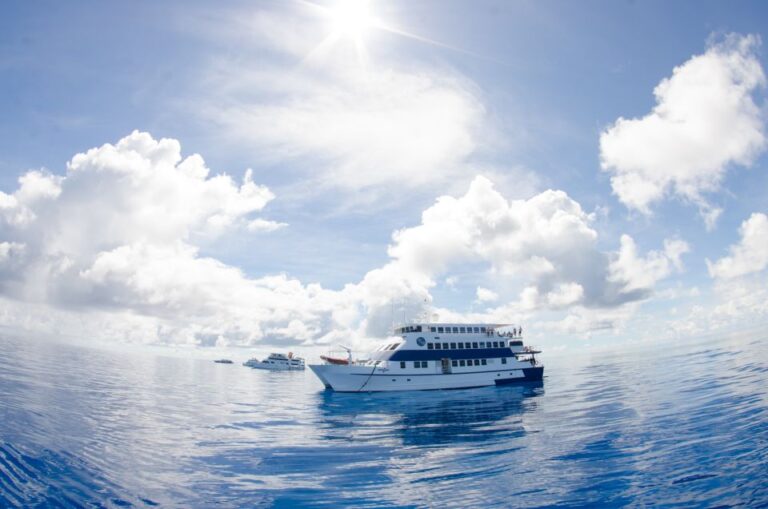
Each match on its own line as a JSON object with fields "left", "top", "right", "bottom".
{"left": 1, "top": 332, "right": 767, "bottom": 508}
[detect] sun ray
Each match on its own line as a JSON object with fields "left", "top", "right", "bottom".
{"left": 297, "top": 0, "right": 500, "bottom": 67}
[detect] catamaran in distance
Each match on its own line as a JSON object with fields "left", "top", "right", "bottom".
{"left": 309, "top": 323, "right": 542, "bottom": 392}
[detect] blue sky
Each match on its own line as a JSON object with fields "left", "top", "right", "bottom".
{"left": 1, "top": 0, "right": 767, "bottom": 351}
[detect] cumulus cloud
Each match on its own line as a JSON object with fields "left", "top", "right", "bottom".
{"left": 476, "top": 287, "right": 498, "bottom": 303}
{"left": 384, "top": 176, "right": 686, "bottom": 311}
{"left": 0, "top": 133, "right": 687, "bottom": 346}
{"left": 0, "top": 132, "right": 350, "bottom": 346}
{"left": 600, "top": 34, "right": 766, "bottom": 225}
{"left": 707, "top": 212, "right": 768, "bottom": 279}
{"left": 608, "top": 235, "right": 689, "bottom": 294}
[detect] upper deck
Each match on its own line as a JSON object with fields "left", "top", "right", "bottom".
{"left": 367, "top": 322, "right": 535, "bottom": 363}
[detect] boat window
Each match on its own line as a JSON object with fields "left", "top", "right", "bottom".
{"left": 481, "top": 359, "right": 487, "bottom": 365}
{"left": 437, "top": 327, "right": 444, "bottom": 333}
{"left": 480, "top": 327, "right": 486, "bottom": 333}
{"left": 459, "top": 327, "right": 466, "bottom": 333}
{"left": 451, "top": 360, "right": 458, "bottom": 367}
{"left": 442, "top": 343, "right": 448, "bottom": 349}
{"left": 400, "top": 361, "right": 406, "bottom": 368}
{"left": 427, "top": 343, "right": 433, "bottom": 350}
{"left": 450, "top": 342, "right": 456, "bottom": 349}
{"left": 452, "top": 327, "right": 459, "bottom": 333}
{"left": 389, "top": 343, "right": 399, "bottom": 350}
{"left": 472, "top": 342, "right": 478, "bottom": 348}
{"left": 458, "top": 342, "right": 464, "bottom": 349}
{"left": 444, "top": 327, "right": 451, "bottom": 333}
{"left": 435, "top": 343, "right": 442, "bottom": 350}
{"left": 415, "top": 325, "right": 422, "bottom": 332}
{"left": 501, "top": 357, "right": 507, "bottom": 364}
{"left": 480, "top": 341, "right": 485, "bottom": 348}
{"left": 474, "top": 327, "right": 480, "bottom": 333}
{"left": 430, "top": 326, "right": 436, "bottom": 332}
{"left": 492, "top": 341, "right": 498, "bottom": 348}
{"left": 459, "top": 360, "right": 466, "bottom": 367}
{"left": 412, "top": 362, "right": 419, "bottom": 368}
{"left": 474, "top": 359, "right": 480, "bottom": 366}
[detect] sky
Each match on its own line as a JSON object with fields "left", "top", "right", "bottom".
{"left": 1, "top": 0, "right": 767, "bottom": 353}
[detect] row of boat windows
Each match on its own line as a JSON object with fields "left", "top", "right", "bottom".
{"left": 395, "top": 325, "right": 492, "bottom": 334}
{"left": 431, "top": 326, "right": 486, "bottom": 334}
{"left": 428, "top": 341, "right": 509, "bottom": 350}
{"left": 398, "top": 358, "right": 508, "bottom": 369}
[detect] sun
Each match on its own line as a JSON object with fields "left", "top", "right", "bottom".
{"left": 329, "top": 0, "right": 373, "bottom": 39}
{"left": 302, "top": 0, "right": 449, "bottom": 67}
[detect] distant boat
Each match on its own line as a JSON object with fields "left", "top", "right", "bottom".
{"left": 244, "top": 352, "right": 305, "bottom": 371}
{"left": 309, "top": 322, "right": 543, "bottom": 392}
{"left": 214, "top": 359, "right": 233, "bottom": 364}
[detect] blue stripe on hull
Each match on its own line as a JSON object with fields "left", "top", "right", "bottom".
{"left": 389, "top": 347, "right": 514, "bottom": 361}
{"left": 495, "top": 366, "right": 543, "bottom": 385}
{"left": 349, "top": 368, "right": 520, "bottom": 377}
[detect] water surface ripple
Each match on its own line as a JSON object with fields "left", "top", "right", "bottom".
{"left": 1, "top": 333, "right": 767, "bottom": 507}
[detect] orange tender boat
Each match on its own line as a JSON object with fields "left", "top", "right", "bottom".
{"left": 320, "top": 355, "right": 349, "bottom": 365}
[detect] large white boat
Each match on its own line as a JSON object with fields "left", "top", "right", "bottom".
{"left": 244, "top": 352, "right": 305, "bottom": 371}
{"left": 309, "top": 323, "right": 543, "bottom": 392}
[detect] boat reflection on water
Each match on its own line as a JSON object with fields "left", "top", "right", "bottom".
{"left": 315, "top": 382, "right": 544, "bottom": 447}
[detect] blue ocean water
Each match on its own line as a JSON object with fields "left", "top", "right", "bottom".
{"left": 1, "top": 332, "right": 767, "bottom": 508}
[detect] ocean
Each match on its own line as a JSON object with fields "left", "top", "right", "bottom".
{"left": 1, "top": 331, "right": 766, "bottom": 508}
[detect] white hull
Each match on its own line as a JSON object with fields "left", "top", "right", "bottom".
{"left": 248, "top": 363, "right": 305, "bottom": 371}
{"left": 310, "top": 360, "right": 542, "bottom": 392}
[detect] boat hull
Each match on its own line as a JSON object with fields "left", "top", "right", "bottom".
{"left": 245, "top": 362, "right": 305, "bottom": 371}
{"left": 309, "top": 362, "right": 543, "bottom": 392}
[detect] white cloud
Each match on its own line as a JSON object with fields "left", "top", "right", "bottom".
{"left": 0, "top": 132, "right": 349, "bottom": 346}
{"left": 189, "top": 6, "right": 505, "bottom": 204}
{"left": 546, "top": 282, "right": 585, "bottom": 308}
{"left": 385, "top": 175, "right": 685, "bottom": 310}
{"left": 707, "top": 212, "right": 768, "bottom": 279}
{"left": 476, "top": 286, "right": 498, "bottom": 303}
{"left": 608, "top": 235, "right": 689, "bottom": 293}
{"left": 204, "top": 66, "right": 489, "bottom": 196}
{"left": 0, "top": 133, "right": 689, "bottom": 347}
{"left": 247, "top": 218, "right": 288, "bottom": 233}
{"left": 600, "top": 34, "right": 766, "bottom": 224}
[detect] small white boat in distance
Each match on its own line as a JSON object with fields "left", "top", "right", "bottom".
{"left": 244, "top": 352, "right": 305, "bottom": 371}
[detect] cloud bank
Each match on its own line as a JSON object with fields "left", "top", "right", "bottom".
{"left": 0, "top": 133, "right": 687, "bottom": 347}
{"left": 600, "top": 34, "right": 766, "bottom": 227}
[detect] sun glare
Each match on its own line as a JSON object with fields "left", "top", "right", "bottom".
{"left": 329, "top": 0, "right": 372, "bottom": 38}
{"left": 303, "top": 0, "right": 450, "bottom": 67}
